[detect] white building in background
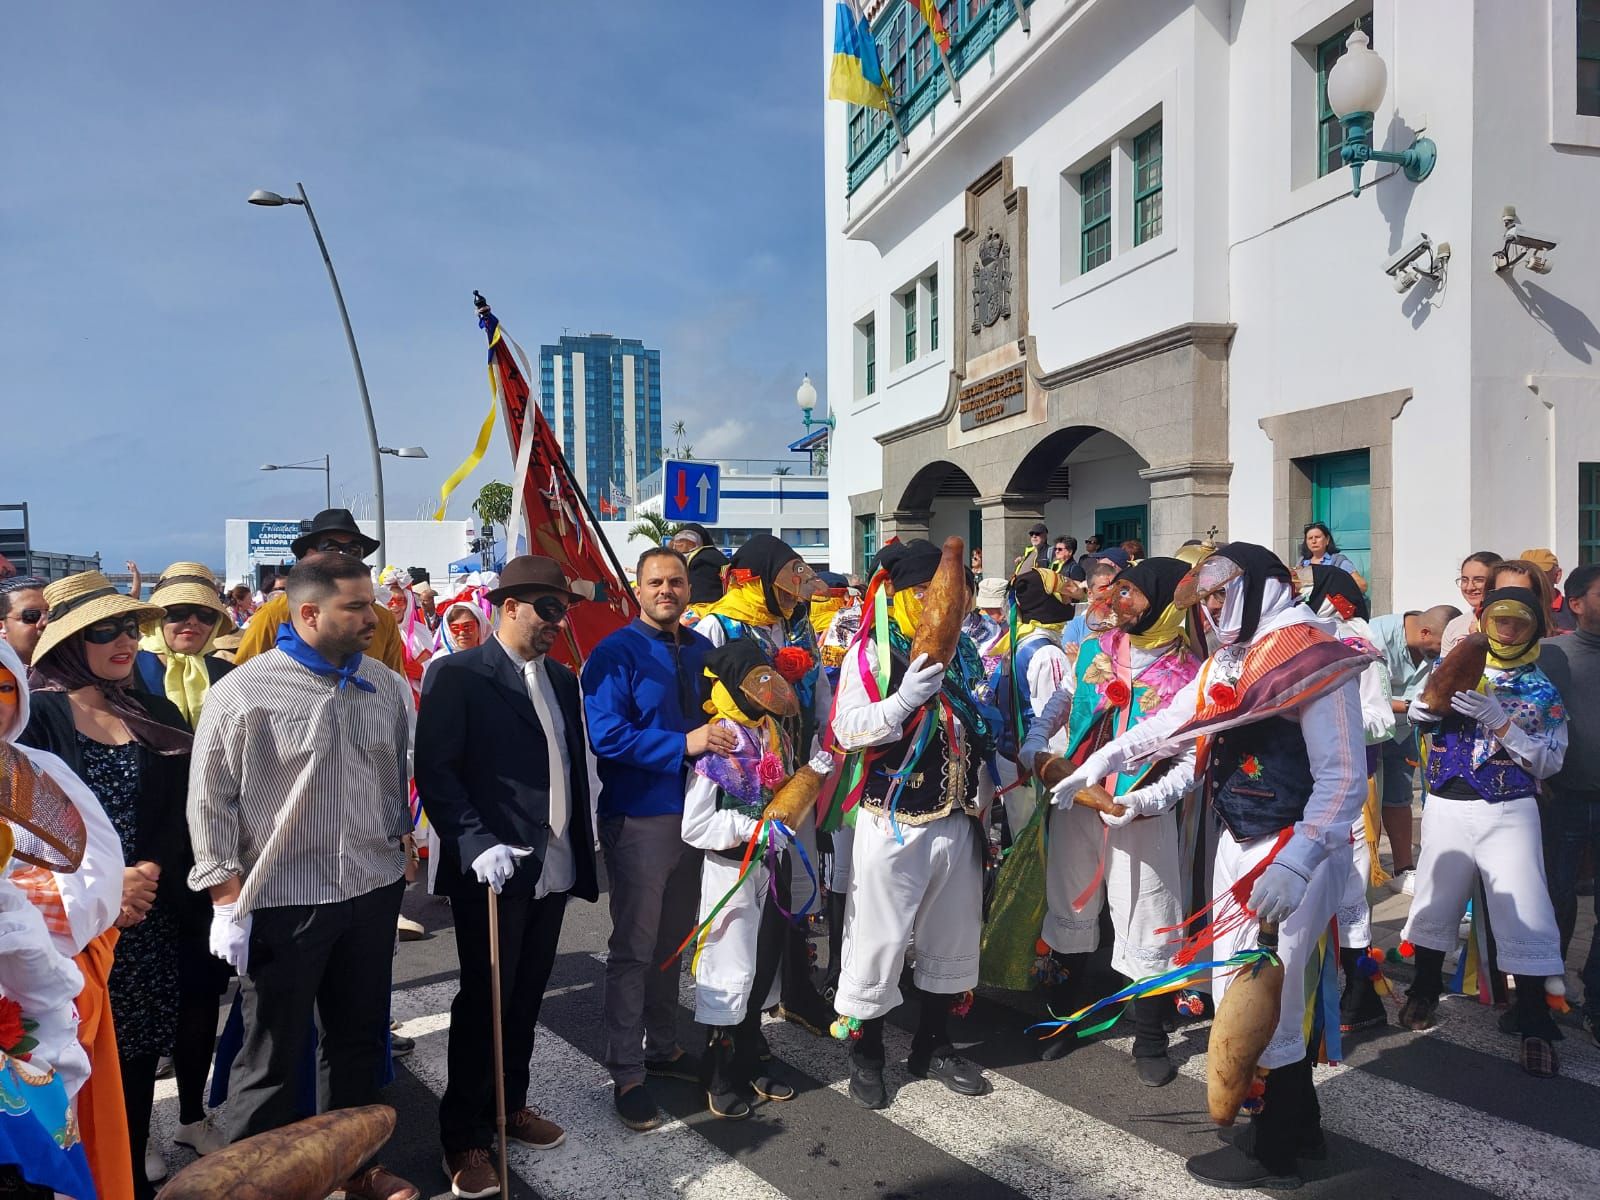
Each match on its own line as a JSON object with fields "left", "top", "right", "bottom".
{"left": 824, "top": 0, "right": 1600, "bottom": 613}
{"left": 628, "top": 460, "right": 833, "bottom": 568}
{"left": 224, "top": 518, "right": 473, "bottom": 590}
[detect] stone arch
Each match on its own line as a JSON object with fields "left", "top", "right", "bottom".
{"left": 1004, "top": 425, "right": 1105, "bottom": 496}
{"left": 898, "top": 460, "right": 980, "bottom": 514}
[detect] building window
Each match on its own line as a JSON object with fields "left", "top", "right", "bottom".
{"left": 1080, "top": 157, "right": 1112, "bottom": 272}
{"left": 859, "top": 514, "right": 878, "bottom": 570}
{"left": 849, "top": 108, "right": 868, "bottom": 159}
{"left": 927, "top": 270, "right": 939, "bottom": 351}
{"left": 912, "top": 24, "right": 930, "bottom": 86}
{"left": 1317, "top": 14, "right": 1374, "bottom": 178}
{"left": 884, "top": 9, "right": 907, "bottom": 99}
{"left": 1581, "top": 462, "right": 1600, "bottom": 565}
{"left": 903, "top": 286, "right": 918, "bottom": 364}
{"left": 1307, "top": 449, "right": 1372, "bottom": 577}
{"left": 854, "top": 315, "right": 877, "bottom": 398}
{"left": 1133, "top": 121, "right": 1163, "bottom": 245}
{"left": 1582, "top": 0, "right": 1600, "bottom": 116}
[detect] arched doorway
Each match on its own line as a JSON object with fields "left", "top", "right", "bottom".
{"left": 1007, "top": 429, "right": 1150, "bottom": 553}
{"left": 895, "top": 460, "right": 984, "bottom": 562}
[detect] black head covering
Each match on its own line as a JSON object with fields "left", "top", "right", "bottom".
{"left": 872, "top": 541, "right": 907, "bottom": 578}
{"left": 730, "top": 533, "right": 803, "bottom": 618}
{"left": 1115, "top": 556, "right": 1191, "bottom": 635}
{"left": 703, "top": 639, "right": 772, "bottom": 721}
{"left": 1481, "top": 585, "right": 1548, "bottom": 641}
{"left": 1011, "top": 569, "right": 1073, "bottom": 624}
{"left": 886, "top": 539, "right": 942, "bottom": 591}
{"left": 684, "top": 539, "right": 729, "bottom": 605}
{"left": 1305, "top": 563, "right": 1369, "bottom": 622}
{"left": 816, "top": 570, "right": 849, "bottom": 590}
{"left": 1211, "top": 541, "right": 1293, "bottom": 643}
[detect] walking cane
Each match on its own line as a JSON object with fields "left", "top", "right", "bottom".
{"left": 488, "top": 884, "right": 510, "bottom": 1198}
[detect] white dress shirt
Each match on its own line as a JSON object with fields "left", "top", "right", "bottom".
{"left": 500, "top": 640, "right": 576, "bottom": 899}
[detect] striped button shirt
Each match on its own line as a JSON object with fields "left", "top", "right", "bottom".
{"left": 187, "top": 648, "right": 412, "bottom": 914}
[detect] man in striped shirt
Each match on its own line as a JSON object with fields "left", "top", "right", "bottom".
{"left": 187, "top": 552, "right": 419, "bottom": 1200}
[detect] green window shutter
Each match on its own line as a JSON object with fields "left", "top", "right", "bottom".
{"left": 1581, "top": 0, "right": 1600, "bottom": 117}
{"left": 1133, "top": 122, "right": 1163, "bottom": 245}
{"left": 1581, "top": 462, "right": 1600, "bottom": 565}
{"left": 1317, "top": 14, "right": 1374, "bottom": 178}
{"left": 1080, "top": 157, "right": 1112, "bottom": 272}
{"left": 904, "top": 289, "right": 918, "bottom": 363}
{"left": 928, "top": 271, "right": 939, "bottom": 351}
{"left": 865, "top": 321, "right": 876, "bottom": 395}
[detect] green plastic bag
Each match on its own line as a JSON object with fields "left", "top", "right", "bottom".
{"left": 978, "top": 796, "right": 1049, "bottom": 991}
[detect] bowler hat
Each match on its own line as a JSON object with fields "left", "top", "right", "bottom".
{"left": 290, "top": 509, "right": 381, "bottom": 560}
{"left": 487, "top": 555, "right": 584, "bottom": 606}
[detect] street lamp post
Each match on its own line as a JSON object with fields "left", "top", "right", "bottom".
{"left": 248, "top": 183, "right": 388, "bottom": 567}
{"left": 259, "top": 454, "right": 332, "bottom": 509}
{"left": 796, "top": 374, "right": 833, "bottom": 473}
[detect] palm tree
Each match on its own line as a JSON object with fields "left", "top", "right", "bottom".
{"left": 773, "top": 466, "right": 792, "bottom": 476}
{"left": 629, "top": 511, "right": 682, "bottom": 546}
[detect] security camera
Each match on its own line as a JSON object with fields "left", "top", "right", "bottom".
{"left": 1382, "top": 234, "right": 1448, "bottom": 294}
{"left": 1494, "top": 206, "right": 1559, "bottom": 273}
{"left": 1393, "top": 270, "right": 1417, "bottom": 294}
{"left": 1384, "top": 235, "right": 1433, "bottom": 277}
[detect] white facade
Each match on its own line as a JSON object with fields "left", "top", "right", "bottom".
{"left": 224, "top": 517, "right": 473, "bottom": 590}
{"left": 824, "top": 0, "right": 1600, "bottom": 613}
{"left": 635, "top": 464, "right": 834, "bottom": 568}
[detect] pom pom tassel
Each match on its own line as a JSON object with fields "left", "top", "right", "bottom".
{"left": 830, "top": 1015, "right": 862, "bottom": 1041}
{"left": 1546, "top": 976, "right": 1571, "bottom": 1014}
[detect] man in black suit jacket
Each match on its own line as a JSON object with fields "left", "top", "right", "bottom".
{"left": 415, "top": 556, "right": 598, "bottom": 1199}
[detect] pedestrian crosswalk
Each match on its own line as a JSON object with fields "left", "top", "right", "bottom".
{"left": 143, "top": 946, "right": 1600, "bottom": 1200}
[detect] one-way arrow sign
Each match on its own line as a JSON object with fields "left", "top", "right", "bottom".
{"left": 662, "top": 459, "right": 720, "bottom": 525}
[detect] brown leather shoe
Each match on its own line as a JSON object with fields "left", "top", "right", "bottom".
{"left": 441, "top": 1148, "right": 500, "bottom": 1199}
{"left": 341, "top": 1163, "right": 421, "bottom": 1200}
{"left": 506, "top": 1106, "right": 566, "bottom": 1150}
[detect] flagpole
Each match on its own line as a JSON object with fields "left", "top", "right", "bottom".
{"left": 1013, "top": 0, "right": 1030, "bottom": 34}
{"left": 936, "top": 43, "right": 961, "bottom": 104}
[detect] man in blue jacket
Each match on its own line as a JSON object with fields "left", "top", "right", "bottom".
{"left": 582, "top": 547, "right": 735, "bottom": 1131}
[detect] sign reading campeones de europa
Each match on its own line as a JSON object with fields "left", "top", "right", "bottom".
{"left": 958, "top": 364, "right": 1027, "bottom": 430}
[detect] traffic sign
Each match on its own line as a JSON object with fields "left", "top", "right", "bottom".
{"left": 661, "top": 459, "right": 720, "bottom": 524}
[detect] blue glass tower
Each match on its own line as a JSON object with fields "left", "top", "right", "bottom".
{"left": 537, "top": 334, "right": 662, "bottom": 512}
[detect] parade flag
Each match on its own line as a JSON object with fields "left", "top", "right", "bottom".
{"left": 472, "top": 291, "right": 638, "bottom": 669}
{"left": 913, "top": 0, "right": 960, "bottom": 103}
{"left": 829, "top": 1, "right": 891, "bottom": 110}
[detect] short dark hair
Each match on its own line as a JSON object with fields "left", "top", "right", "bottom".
{"left": 636, "top": 546, "right": 688, "bottom": 577}
{"left": 286, "top": 552, "right": 371, "bottom": 606}
{"left": 1085, "top": 534, "right": 1103, "bottom": 548}
{"left": 1120, "top": 538, "right": 1145, "bottom": 559}
{"left": 1566, "top": 562, "right": 1600, "bottom": 602}
{"left": 0, "top": 575, "right": 47, "bottom": 620}
{"left": 1060, "top": 536, "right": 1077, "bottom": 552}
{"left": 1087, "top": 560, "right": 1119, "bottom": 582}
{"left": 1462, "top": 550, "right": 1501, "bottom": 571}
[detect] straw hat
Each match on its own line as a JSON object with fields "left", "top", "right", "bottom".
{"left": 146, "top": 562, "right": 234, "bottom": 634}
{"left": 32, "top": 570, "right": 163, "bottom": 665}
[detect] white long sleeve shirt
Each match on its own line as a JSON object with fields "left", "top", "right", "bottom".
{"left": 680, "top": 770, "right": 759, "bottom": 853}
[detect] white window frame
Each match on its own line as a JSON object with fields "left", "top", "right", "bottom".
{"left": 853, "top": 310, "right": 878, "bottom": 401}
{"left": 1552, "top": 0, "right": 1600, "bottom": 148}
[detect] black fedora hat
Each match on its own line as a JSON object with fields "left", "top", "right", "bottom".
{"left": 487, "top": 555, "right": 585, "bottom": 606}
{"left": 290, "top": 509, "right": 381, "bottom": 560}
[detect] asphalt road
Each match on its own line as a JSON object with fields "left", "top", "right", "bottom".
{"left": 148, "top": 849, "right": 1600, "bottom": 1200}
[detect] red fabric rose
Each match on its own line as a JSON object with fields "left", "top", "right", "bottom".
{"left": 0, "top": 997, "right": 24, "bottom": 1052}
{"left": 774, "top": 646, "right": 814, "bottom": 683}
{"left": 1103, "top": 680, "right": 1132, "bottom": 708}
{"left": 1208, "top": 682, "right": 1239, "bottom": 709}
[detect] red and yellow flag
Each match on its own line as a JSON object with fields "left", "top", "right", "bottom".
{"left": 915, "top": 1, "right": 951, "bottom": 54}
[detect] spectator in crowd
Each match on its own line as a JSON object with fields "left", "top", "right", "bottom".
{"left": 1119, "top": 538, "right": 1145, "bottom": 563}
{"left": 1052, "top": 536, "right": 1084, "bottom": 582}
{"left": 582, "top": 548, "right": 730, "bottom": 1132}
{"left": 1298, "top": 522, "right": 1367, "bottom": 591}
{"left": 416, "top": 556, "right": 598, "bottom": 1197}
{"left": 1538, "top": 561, "right": 1600, "bottom": 1046}
{"left": 187, "top": 553, "right": 416, "bottom": 1200}
{"left": 970, "top": 546, "right": 984, "bottom": 575}
{"left": 231, "top": 509, "right": 406, "bottom": 675}
{"left": 413, "top": 581, "right": 440, "bottom": 632}
{"left": 224, "top": 584, "right": 256, "bottom": 630}
{"left": 0, "top": 575, "right": 49, "bottom": 665}
{"left": 1441, "top": 551, "right": 1500, "bottom": 656}
{"left": 1367, "top": 605, "right": 1460, "bottom": 891}
{"left": 1076, "top": 534, "right": 1103, "bottom": 577}
{"left": 1521, "top": 548, "right": 1575, "bottom": 633}
{"left": 22, "top": 571, "right": 193, "bottom": 1200}
{"left": 1016, "top": 522, "right": 1049, "bottom": 571}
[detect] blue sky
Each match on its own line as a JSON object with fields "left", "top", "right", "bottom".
{"left": 2, "top": 2, "right": 828, "bottom": 573}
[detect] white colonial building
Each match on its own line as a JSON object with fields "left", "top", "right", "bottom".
{"left": 823, "top": 0, "right": 1600, "bottom": 613}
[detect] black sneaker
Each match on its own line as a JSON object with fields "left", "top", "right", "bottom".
{"left": 1397, "top": 993, "right": 1439, "bottom": 1031}
{"left": 1186, "top": 1142, "right": 1302, "bottom": 1190}
{"left": 614, "top": 1084, "right": 665, "bottom": 1131}
{"left": 1040, "top": 1032, "right": 1081, "bottom": 1062}
{"left": 1134, "top": 1054, "right": 1176, "bottom": 1087}
{"left": 645, "top": 1050, "right": 702, "bottom": 1082}
{"left": 752, "top": 1072, "right": 797, "bottom": 1102}
{"left": 1224, "top": 1122, "right": 1328, "bottom": 1162}
{"left": 707, "top": 1087, "right": 752, "bottom": 1120}
{"left": 848, "top": 1058, "right": 886, "bottom": 1110}
{"left": 906, "top": 1049, "right": 986, "bottom": 1096}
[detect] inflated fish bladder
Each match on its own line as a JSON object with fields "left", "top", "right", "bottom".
{"left": 160, "top": 1104, "right": 396, "bottom": 1200}
{"left": 909, "top": 536, "right": 968, "bottom": 670}
{"left": 763, "top": 763, "right": 827, "bottom": 830}
{"left": 1206, "top": 922, "right": 1283, "bottom": 1125}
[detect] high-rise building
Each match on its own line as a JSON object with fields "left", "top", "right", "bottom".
{"left": 537, "top": 334, "right": 661, "bottom": 513}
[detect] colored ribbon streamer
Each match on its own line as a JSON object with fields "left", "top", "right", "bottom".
{"left": 432, "top": 398, "right": 498, "bottom": 520}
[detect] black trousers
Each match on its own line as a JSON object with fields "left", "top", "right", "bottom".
{"left": 225, "top": 878, "right": 405, "bottom": 1144}
{"left": 440, "top": 884, "right": 569, "bottom": 1153}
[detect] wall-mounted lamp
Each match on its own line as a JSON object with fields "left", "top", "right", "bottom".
{"left": 1384, "top": 234, "right": 1450, "bottom": 294}
{"left": 1327, "top": 29, "right": 1437, "bottom": 198}
{"left": 1491, "top": 206, "right": 1557, "bottom": 275}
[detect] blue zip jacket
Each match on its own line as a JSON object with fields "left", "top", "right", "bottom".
{"left": 581, "top": 618, "right": 713, "bottom": 819}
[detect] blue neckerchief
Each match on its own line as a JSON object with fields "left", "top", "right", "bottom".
{"left": 275, "top": 621, "right": 377, "bottom": 692}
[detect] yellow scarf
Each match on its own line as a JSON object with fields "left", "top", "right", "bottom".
{"left": 1129, "top": 602, "right": 1188, "bottom": 652}
{"left": 810, "top": 595, "right": 848, "bottom": 638}
{"left": 138, "top": 627, "right": 216, "bottom": 727}
{"left": 708, "top": 579, "right": 780, "bottom": 630}
{"left": 991, "top": 620, "right": 1064, "bottom": 658}
{"left": 1483, "top": 598, "right": 1542, "bottom": 670}
{"left": 891, "top": 588, "right": 924, "bottom": 640}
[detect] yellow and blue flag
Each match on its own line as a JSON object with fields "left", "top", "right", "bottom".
{"left": 829, "top": 1, "right": 891, "bottom": 111}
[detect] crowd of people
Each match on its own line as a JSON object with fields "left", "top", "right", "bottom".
{"left": 0, "top": 505, "right": 1594, "bottom": 1198}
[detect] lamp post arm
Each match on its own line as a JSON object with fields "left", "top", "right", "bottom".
{"left": 296, "top": 182, "right": 386, "bottom": 567}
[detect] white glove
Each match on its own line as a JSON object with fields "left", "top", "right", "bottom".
{"left": 893, "top": 653, "right": 945, "bottom": 715}
{"left": 209, "top": 902, "right": 252, "bottom": 974}
{"left": 1099, "top": 786, "right": 1167, "bottom": 828}
{"left": 1450, "top": 688, "right": 1509, "bottom": 731}
{"left": 1407, "top": 696, "right": 1440, "bottom": 725}
{"left": 766, "top": 820, "right": 794, "bottom": 854}
{"left": 1049, "top": 748, "right": 1113, "bottom": 809}
{"left": 1247, "top": 862, "right": 1309, "bottom": 926}
{"left": 471, "top": 844, "right": 534, "bottom": 894}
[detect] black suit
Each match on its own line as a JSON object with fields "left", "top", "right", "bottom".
{"left": 415, "top": 638, "right": 597, "bottom": 1153}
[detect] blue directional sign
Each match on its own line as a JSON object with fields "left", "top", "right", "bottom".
{"left": 661, "top": 459, "right": 720, "bottom": 524}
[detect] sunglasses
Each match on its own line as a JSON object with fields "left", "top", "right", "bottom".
{"left": 82, "top": 616, "right": 142, "bottom": 644}
{"left": 13, "top": 608, "right": 44, "bottom": 627}
{"left": 164, "top": 605, "right": 221, "bottom": 626}
{"left": 531, "top": 595, "right": 570, "bottom": 623}
{"left": 315, "top": 538, "right": 366, "bottom": 557}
